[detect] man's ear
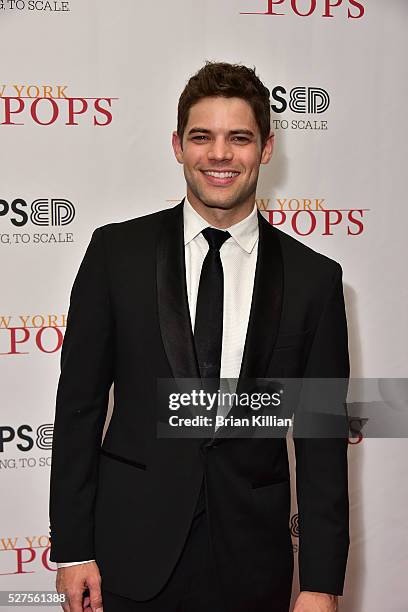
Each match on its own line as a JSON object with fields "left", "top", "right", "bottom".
{"left": 260, "top": 131, "right": 275, "bottom": 165}
{"left": 172, "top": 131, "right": 184, "bottom": 164}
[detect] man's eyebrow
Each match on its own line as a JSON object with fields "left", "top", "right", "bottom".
{"left": 187, "top": 127, "right": 255, "bottom": 137}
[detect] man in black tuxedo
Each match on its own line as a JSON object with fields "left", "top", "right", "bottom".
{"left": 49, "top": 62, "right": 349, "bottom": 612}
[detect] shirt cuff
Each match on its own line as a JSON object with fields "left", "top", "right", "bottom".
{"left": 57, "top": 560, "right": 95, "bottom": 568}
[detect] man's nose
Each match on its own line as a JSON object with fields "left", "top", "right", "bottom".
{"left": 207, "top": 139, "right": 233, "bottom": 161}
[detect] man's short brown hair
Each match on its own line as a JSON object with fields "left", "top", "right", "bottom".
{"left": 177, "top": 61, "right": 271, "bottom": 149}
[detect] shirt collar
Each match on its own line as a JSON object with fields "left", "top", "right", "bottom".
{"left": 183, "top": 196, "right": 259, "bottom": 254}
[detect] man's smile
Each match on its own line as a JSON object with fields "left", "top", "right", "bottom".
{"left": 200, "top": 169, "right": 240, "bottom": 186}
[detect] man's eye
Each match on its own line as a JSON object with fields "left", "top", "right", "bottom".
{"left": 192, "top": 135, "right": 208, "bottom": 141}
{"left": 233, "top": 137, "right": 249, "bottom": 142}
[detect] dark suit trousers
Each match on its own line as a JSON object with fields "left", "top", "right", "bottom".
{"left": 101, "top": 479, "right": 226, "bottom": 612}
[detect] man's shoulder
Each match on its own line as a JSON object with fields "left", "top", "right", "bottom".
{"left": 271, "top": 223, "right": 342, "bottom": 278}
{"left": 95, "top": 205, "right": 178, "bottom": 240}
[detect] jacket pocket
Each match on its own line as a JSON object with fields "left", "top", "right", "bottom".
{"left": 99, "top": 448, "right": 146, "bottom": 470}
{"left": 251, "top": 478, "right": 290, "bottom": 490}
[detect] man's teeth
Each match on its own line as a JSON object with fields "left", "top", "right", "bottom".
{"left": 203, "top": 171, "right": 239, "bottom": 179}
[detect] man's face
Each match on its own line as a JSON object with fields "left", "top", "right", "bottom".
{"left": 172, "top": 96, "right": 273, "bottom": 213}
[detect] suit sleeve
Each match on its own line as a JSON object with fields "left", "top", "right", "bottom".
{"left": 294, "top": 263, "right": 350, "bottom": 595}
{"left": 49, "top": 227, "right": 114, "bottom": 562}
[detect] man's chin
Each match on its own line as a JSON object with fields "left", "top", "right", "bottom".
{"left": 193, "top": 192, "right": 241, "bottom": 211}
{"left": 201, "top": 199, "right": 236, "bottom": 210}
{"left": 187, "top": 182, "right": 253, "bottom": 212}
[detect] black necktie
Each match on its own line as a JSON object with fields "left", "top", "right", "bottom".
{"left": 194, "top": 227, "right": 231, "bottom": 387}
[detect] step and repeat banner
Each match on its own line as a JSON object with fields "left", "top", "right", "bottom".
{"left": 0, "top": 1, "right": 407, "bottom": 610}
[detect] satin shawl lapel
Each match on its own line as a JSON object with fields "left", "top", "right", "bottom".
{"left": 156, "top": 199, "right": 200, "bottom": 381}
{"left": 238, "top": 211, "right": 283, "bottom": 384}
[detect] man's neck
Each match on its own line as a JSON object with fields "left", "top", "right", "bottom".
{"left": 186, "top": 192, "right": 256, "bottom": 229}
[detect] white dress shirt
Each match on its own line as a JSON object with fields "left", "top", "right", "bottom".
{"left": 184, "top": 196, "right": 258, "bottom": 378}
{"left": 57, "top": 196, "right": 259, "bottom": 568}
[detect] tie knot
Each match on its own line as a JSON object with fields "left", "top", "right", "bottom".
{"left": 202, "top": 227, "right": 231, "bottom": 251}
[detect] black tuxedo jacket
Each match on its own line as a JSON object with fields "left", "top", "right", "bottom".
{"left": 49, "top": 200, "right": 349, "bottom": 612}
